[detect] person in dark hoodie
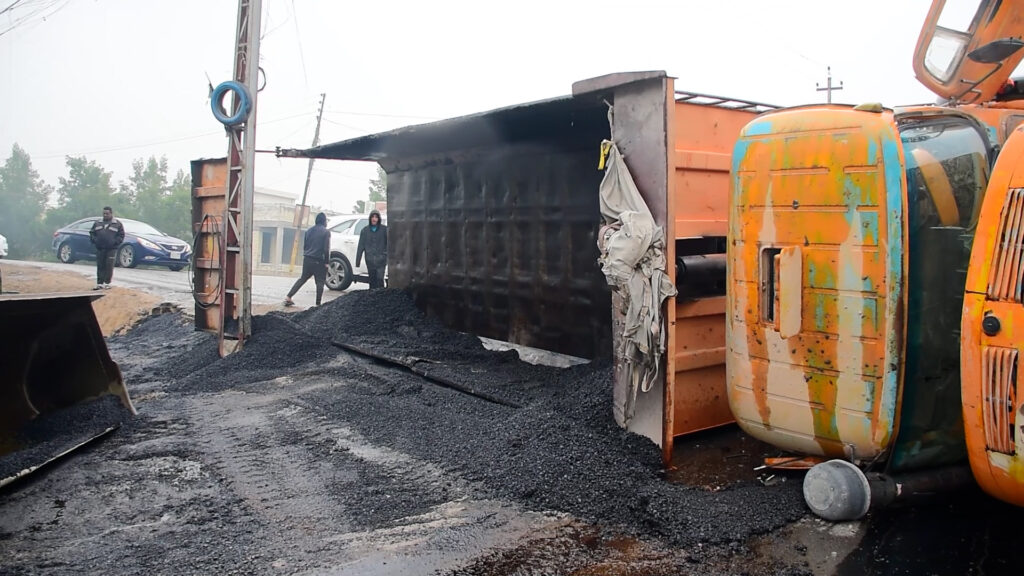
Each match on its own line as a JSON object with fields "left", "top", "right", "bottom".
{"left": 284, "top": 212, "right": 331, "bottom": 307}
{"left": 356, "top": 209, "right": 387, "bottom": 289}
{"left": 89, "top": 206, "right": 125, "bottom": 290}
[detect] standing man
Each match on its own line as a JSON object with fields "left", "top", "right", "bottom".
{"left": 356, "top": 209, "right": 387, "bottom": 290}
{"left": 89, "top": 206, "right": 124, "bottom": 290}
{"left": 284, "top": 212, "right": 331, "bottom": 307}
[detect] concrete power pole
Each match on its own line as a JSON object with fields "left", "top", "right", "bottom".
{"left": 816, "top": 66, "right": 843, "bottom": 103}
{"left": 288, "top": 92, "right": 327, "bottom": 273}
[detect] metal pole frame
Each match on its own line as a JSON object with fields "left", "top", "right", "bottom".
{"left": 219, "top": 0, "right": 261, "bottom": 357}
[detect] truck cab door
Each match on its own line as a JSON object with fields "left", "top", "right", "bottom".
{"left": 962, "top": 124, "right": 1024, "bottom": 506}
{"left": 914, "top": 0, "right": 1024, "bottom": 104}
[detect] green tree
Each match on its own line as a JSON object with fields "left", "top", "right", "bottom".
{"left": 45, "top": 156, "right": 122, "bottom": 232}
{"left": 162, "top": 169, "right": 192, "bottom": 240}
{"left": 116, "top": 157, "right": 191, "bottom": 240}
{"left": 0, "top": 144, "right": 52, "bottom": 258}
{"left": 352, "top": 164, "right": 385, "bottom": 213}
{"left": 120, "top": 156, "right": 169, "bottom": 224}
{"left": 368, "top": 164, "right": 386, "bottom": 203}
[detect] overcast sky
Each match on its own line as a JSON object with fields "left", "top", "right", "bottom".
{"left": 0, "top": 0, "right": 995, "bottom": 215}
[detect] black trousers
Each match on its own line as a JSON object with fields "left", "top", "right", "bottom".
{"left": 367, "top": 265, "right": 385, "bottom": 290}
{"left": 288, "top": 256, "right": 327, "bottom": 304}
{"left": 96, "top": 248, "right": 115, "bottom": 284}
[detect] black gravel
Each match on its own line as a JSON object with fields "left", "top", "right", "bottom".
{"left": 0, "top": 395, "right": 130, "bottom": 486}
{"left": 159, "top": 289, "right": 805, "bottom": 547}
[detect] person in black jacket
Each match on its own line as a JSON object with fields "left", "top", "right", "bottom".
{"left": 284, "top": 212, "right": 331, "bottom": 307}
{"left": 89, "top": 206, "right": 125, "bottom": 290}
{"left": 356, "top": 210, "right": 387, "bottom": 289}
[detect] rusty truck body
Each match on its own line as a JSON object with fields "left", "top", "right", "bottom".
{"left": 274, "top": 71, "right": 775, "bottom": 462}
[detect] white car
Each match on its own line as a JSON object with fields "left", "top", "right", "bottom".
{"left": 0, "top": 233, "right": 7, "bottom": 258}
{"left": 325, "top": 214, "right": 387, "bottom": 291}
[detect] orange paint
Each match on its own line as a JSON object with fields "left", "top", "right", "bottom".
{"left": 962, "top": 122, "right": 1024, "bottom": 507}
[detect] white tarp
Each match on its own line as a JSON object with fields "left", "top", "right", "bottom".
{"left": 597, "top": 141, "right": 677, "bottom": 427}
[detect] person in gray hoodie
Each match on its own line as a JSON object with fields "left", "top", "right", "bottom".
{"left": 355, "top": 210, "right": 387, "bottom": 289}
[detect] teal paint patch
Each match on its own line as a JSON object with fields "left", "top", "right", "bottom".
{"left": 878, "top": 131, "right": 904, "bottom": 438}
{"left": 866, "top": 138, "right": 878, "bottom": 164}
{"left": 807, "top": 260, "right": 837, "bottom": 290}
{"left": 863, "top": 298, "right": 879, "bottom": 332}
{"left": 814, "top": 293, "right": 827, "bottom": 332}
{"left": 743, "top": 119, "right": 775, "bottom": 137}
{"left": 731, "top": 139, "right": 752, "bottom": 177}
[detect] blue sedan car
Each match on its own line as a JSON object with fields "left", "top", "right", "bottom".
{"left": 52, "top": 217, "right": 192, "bottom": 271}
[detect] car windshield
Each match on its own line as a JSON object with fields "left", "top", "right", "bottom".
{"left": 123, "top": 220, "right": 165, "bottom": 236}
{"left": 330, "top": 219, "right": 356, "bottom": 233}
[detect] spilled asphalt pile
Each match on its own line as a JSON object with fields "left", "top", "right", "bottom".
{"left": 1, "top": 288, "right": 810, "bottom": 576}
{"left": 154, "top": 289, "right": 806, "bottom": 546}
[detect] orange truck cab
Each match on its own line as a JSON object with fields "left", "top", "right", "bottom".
{"left": 962, "top": 124, "right": 1024, "bottom": 508}
{"left": 727, "top": 0, "right": 1024, "bottom": 520}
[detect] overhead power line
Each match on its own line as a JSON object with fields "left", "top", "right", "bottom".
{"left": 33, "top": 112, "right": 313, "bottom": 159}
{"left": 324, "top": 109, "right": 441, "bottom": 121}
{"left": 0, "top": 0, "right": 28, "bottom": 17}
{"left": 0, "top": 0, "right": 72, "bottom": 38}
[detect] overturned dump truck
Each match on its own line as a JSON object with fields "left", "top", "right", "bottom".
{"left": 277, "top": 71, "right": 776, "bottom": 462}
{"left": 0, "top": 293, "right": 135, "bottom": 488}
{"left": 727, "top": 0, "right": 1024, "bottom": 520}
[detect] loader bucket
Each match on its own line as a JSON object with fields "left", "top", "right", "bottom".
{"left": 0, "top": 293, "right": 135, "bottom": 488}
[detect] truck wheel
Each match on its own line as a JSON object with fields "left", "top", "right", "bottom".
{"left": 326, "top": 256, "right": 353, "bottom": 291}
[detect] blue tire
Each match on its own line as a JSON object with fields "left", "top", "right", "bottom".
{"left": 211, "top": 81, "right": 252, "bottom": 126}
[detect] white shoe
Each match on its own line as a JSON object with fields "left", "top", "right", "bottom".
{"left": 93, "top": 284, "right": 103, "bottom": 291}
{"left": 103, "top": 284, "right": 112, "bottom": 290}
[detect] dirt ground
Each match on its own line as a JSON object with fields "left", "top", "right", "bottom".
{"left": 2, "top": 266, "right": 1024, "bottom": 576}
{"left": 1, "top": 262, "right": 163, "bottom": 336}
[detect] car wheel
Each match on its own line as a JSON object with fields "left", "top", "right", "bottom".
{"left": 168, "top": 265, "right": 184, "bottom": 272}
{"left": 58, "top": 242, "right": 76, "bottom": 264}
{"left": 118, "top": 244, "right": 138, "bottom": 268}
{"left": 326, "top": 255, "right": 353, "bottom": 291}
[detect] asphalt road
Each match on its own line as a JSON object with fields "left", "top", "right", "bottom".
{"left": 4, "top": 259, "right": 350, "bottom": 310}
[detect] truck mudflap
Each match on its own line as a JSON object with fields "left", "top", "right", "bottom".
{"left": 0, "top": 293, "right": 135, "bottom": 488}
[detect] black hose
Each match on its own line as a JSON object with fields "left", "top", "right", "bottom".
{"left": 189, "top": 215, "right": 222, "bottom": 310}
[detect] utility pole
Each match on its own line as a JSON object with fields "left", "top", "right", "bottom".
{"left": 816, "top": 66, "right": 843, "bottom": 103}
{"left": 289, "top": 92, "right": 326, "bottom": 273}
{"left": 219, "top": 0, "right": 261, "bottom": 357}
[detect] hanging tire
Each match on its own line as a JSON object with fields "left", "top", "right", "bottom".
{"left": 210, "top": 81, "right": 252, "bottom": 126}
{"left": 57, "top": 242, "right": 76, "bottom": 264}
{"left": 118, "top": 245, "right": 138, "bottom": 268}
{"left": 326, "top": 255, "right": 353, "bottom": 291}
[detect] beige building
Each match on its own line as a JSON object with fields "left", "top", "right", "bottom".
{"left": 253, "top": 187, "right": 318, "bottom": 276}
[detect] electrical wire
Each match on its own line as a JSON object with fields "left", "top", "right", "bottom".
{"left": 0, "top": 0, "right": 27, "bottom": 17}
{"left": 33, "top": 112, "right": 313, "bottom": 159}
{"left": 288, "top": 0, "right": 309, "bottom": 94}
{"left": 324, "top": 109, "right": 441, "bottom": 121}
{"left": 0, "top": 0, "right": 71, "bottom": 38}
{"left": 322, "top": 118, "right": 372, "bottom": 134}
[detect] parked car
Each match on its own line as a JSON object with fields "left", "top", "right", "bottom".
{"left": 52, "top": 217, "right": 192, "bottom": 271}
{"left": 325, "top": 214, "right": 387, "bottom": 291}
{"left": 0, "top": 233, "right": 7, "bottom": 259}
